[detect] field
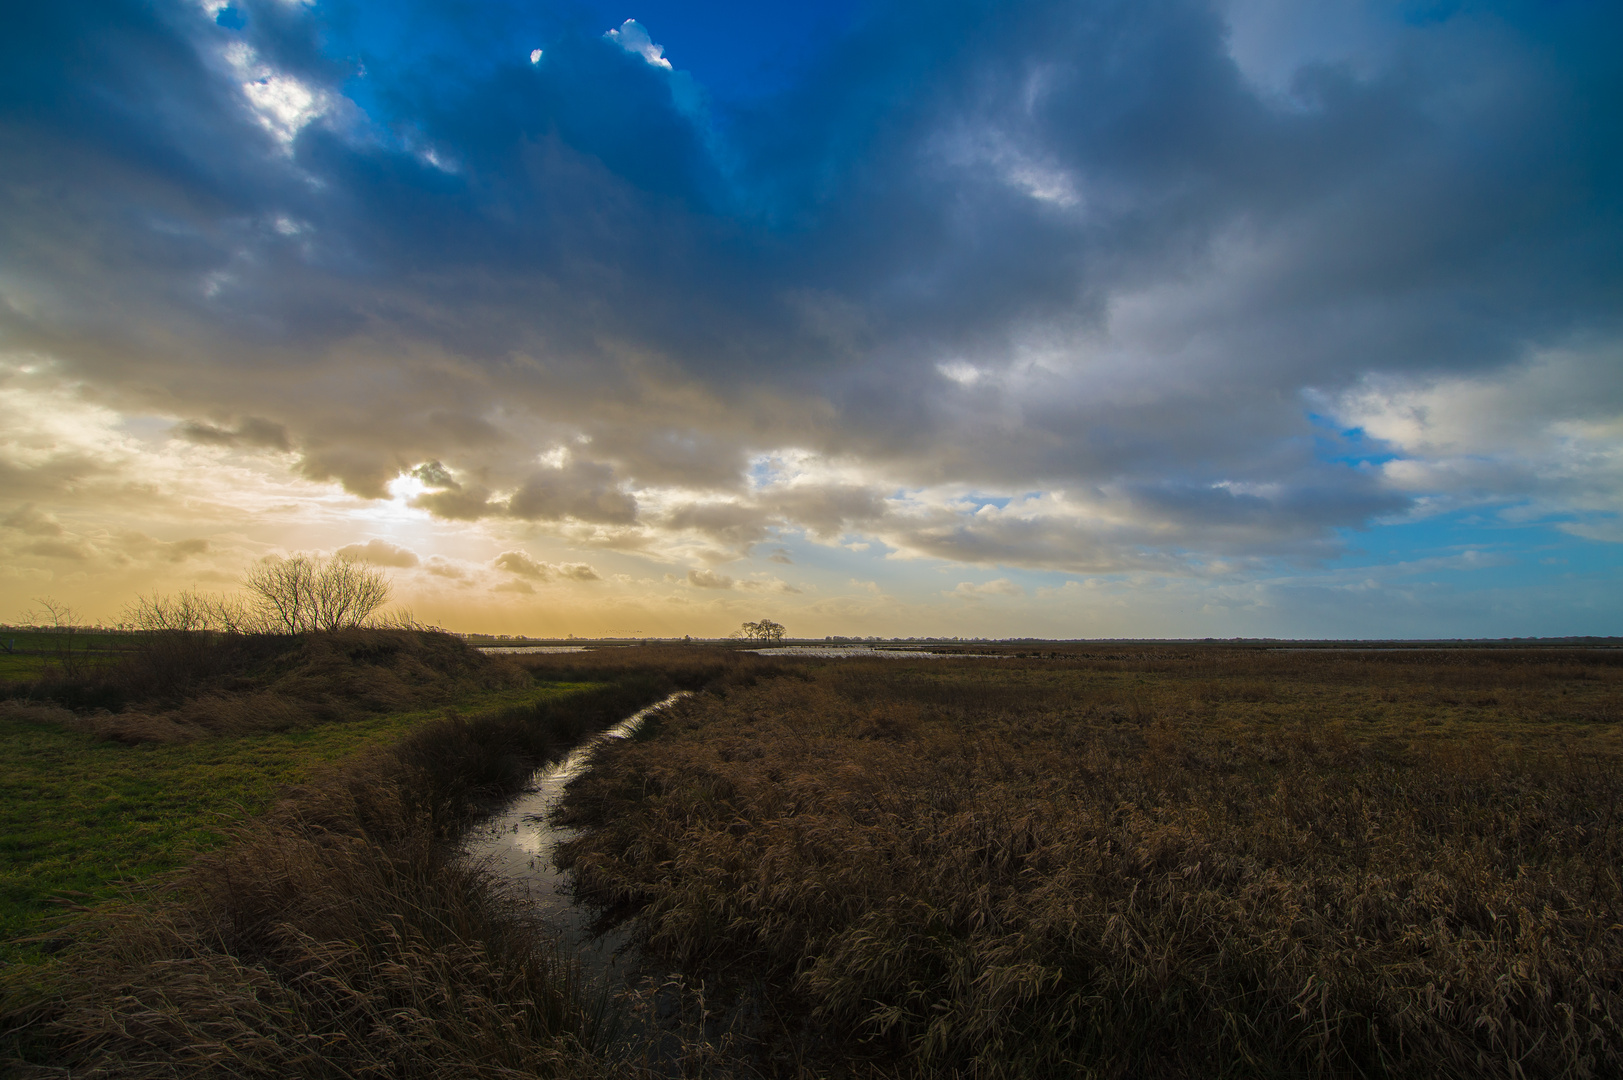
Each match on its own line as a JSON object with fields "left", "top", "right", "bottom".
{"left": 556, "top": 645, "right": 1623, "bottom": 1078}
{"left": 0, "top": 630, "right": 134, "bottom": 684}
{"left": 3, "top": 640, "right": 1620, "bottom": 1078}
{"left": 0, "top": 684, "right": 585, "bottom": 961}
{"left": 0, "top": 627, "right": 588, "bottom": 962}
{"left": 0, "top": 636, "right": 773, "bottom": 1076}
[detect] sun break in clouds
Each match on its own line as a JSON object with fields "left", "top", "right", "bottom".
{"left": 1, "top": 0, "right": 1620, "bottom": 637}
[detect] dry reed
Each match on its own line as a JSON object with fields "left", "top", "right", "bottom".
{"left": 559, "top": 648, "right": 1623, "bottom": 1078}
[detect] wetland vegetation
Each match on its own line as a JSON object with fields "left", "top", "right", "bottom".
{"left": 2, "top": 637, "right": 1619, "bottom": 1077}
{"left": 558, "top": 645, "right": 1623, "bottom": 1078}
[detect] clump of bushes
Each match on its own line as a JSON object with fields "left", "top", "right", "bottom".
{"left": 4, "top": 554, "right": 540, "bottom": 741}
{"left": 3, "top": 555, "right": 460, "bottom": 724}
{"left": 126, "top": 553, "right": 403, "bottom": 638}
{"left": 13, "top": 628, "right": 529, "bottom": 743}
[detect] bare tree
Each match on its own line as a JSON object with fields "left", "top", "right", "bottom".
{"left": 205, "top": 592, "right": 260, "bottom": 635}
{"left": 125, "top": 590, "right": 211, "bottom": 633}
{"left": 25, "top": 596, "right": 78, "bottom": 633}
{"left": 243, "top": 555, "right": 393, "bottom": 634}
{"left": 25, "top": 596, "right": 85, "bottom": 677}
{"left": 740, "top": 618, "right": 786, "bottom": 643}
{"left": 125, "top": 590, "right": 262, "bottom": 635}
{"left": 311, "top": 557, "right": 393, "bottom": 632}
{"left": 244, "top": 556, "right": 317, "bottom": 634}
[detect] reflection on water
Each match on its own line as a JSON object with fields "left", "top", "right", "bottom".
{"left": 463, "top": 691, "right": 691, "bottom": 981}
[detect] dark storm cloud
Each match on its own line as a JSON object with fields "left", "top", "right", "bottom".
{"left": 2, "top": 0, "right": 1619, "bottom": 569}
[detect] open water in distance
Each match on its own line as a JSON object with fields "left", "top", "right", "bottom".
{"left": 475, "top": 645, "right": 591, "bottom": 654}
{"left": 463, "top": 691, "right": 692, "bottom": 982}
{"left": 746, "top": 645, "right": 1002, "bottom": 658}
{"left": 478, "top": 645, "right": 1001, "bottom": 657}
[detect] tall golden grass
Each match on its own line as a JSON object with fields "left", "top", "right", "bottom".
{"left": 559, "top": 648, "right": 1623, "bottom": 1078}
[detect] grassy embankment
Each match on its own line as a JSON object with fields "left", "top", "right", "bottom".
{"left": 559, "top": 646, "right": 1623, "bottom": 1078}
{"left": 1, "top": 638, "right": 781, "bottom": 1077}
{"left": 0, "top": 689, "right": 585, "bottom": 960}
{"left": 0, "top": 628, "right": 564, "bottom": 959}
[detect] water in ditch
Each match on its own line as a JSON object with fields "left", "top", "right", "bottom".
{"left": 462, "top": 691, "right": 690, "bottom": 984}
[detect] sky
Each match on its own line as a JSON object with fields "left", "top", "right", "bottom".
{"left": 2, "top": 0, "right": 1620, "bottom": 639}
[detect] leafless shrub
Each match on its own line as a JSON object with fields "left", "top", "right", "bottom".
{"left": 125, "top": 589, "right": 264, "bottom": 635}
{"left": 370, "top": 607, "right": 436, "bottom": 631}
{"left": 20, "top": 596, "right": 90, "bottom": 679}
{"left": 242, "top": 554, "right": 393, "bottom": 634}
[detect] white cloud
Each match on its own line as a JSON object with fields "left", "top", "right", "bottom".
{"left": 738, "top": 573, "right": 801, "bottom": 594}
{"left": 687, "top": 567, "right": 733, "bottom": 589}
{"left": 222, "top": 42, "right": 331, "bottom": 150}
{"left": 336, "top": 538, "right": 420, "bottom": 567}
{"left": 1219, "top": 0, "right": 1399, "bottom": 102}
{"left": 1329, "top": 347, "right": 1623, "bottom": 537}
{"left": 605, "top": 20, "right": 672, "bottom": 70}
{"left": 494, "top": 550, "right": 601, "bottom": 581}
{"left": 940, "top": 128, "right": 1081, "bottom": 209}
{"left": 423, "top": 555, "right": 471, "bottom": 581}
{"left": 936, "top": 360, "right": 982, "bottom": 386}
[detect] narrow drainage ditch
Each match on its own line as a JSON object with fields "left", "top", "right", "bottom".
{"left": 463, "top": 691, "right": 691, "bottom": 986}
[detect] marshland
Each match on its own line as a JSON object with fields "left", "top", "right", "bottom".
{"left": 2, "top": 628, "right": 1621, "bottom": 1078}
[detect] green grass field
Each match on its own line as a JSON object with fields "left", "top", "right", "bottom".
{"left": 0, "top": 630, "right": 133, "bottom": 684}
{"left": 0, "top": 683, "right": 591, "bottom": 963}
{"left": 0, "top": 631, "right": 134, "bottom": 653}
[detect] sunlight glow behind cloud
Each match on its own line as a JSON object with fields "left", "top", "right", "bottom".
{"left": 0, "top": 0, "right": 1618, "bottom": 636}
